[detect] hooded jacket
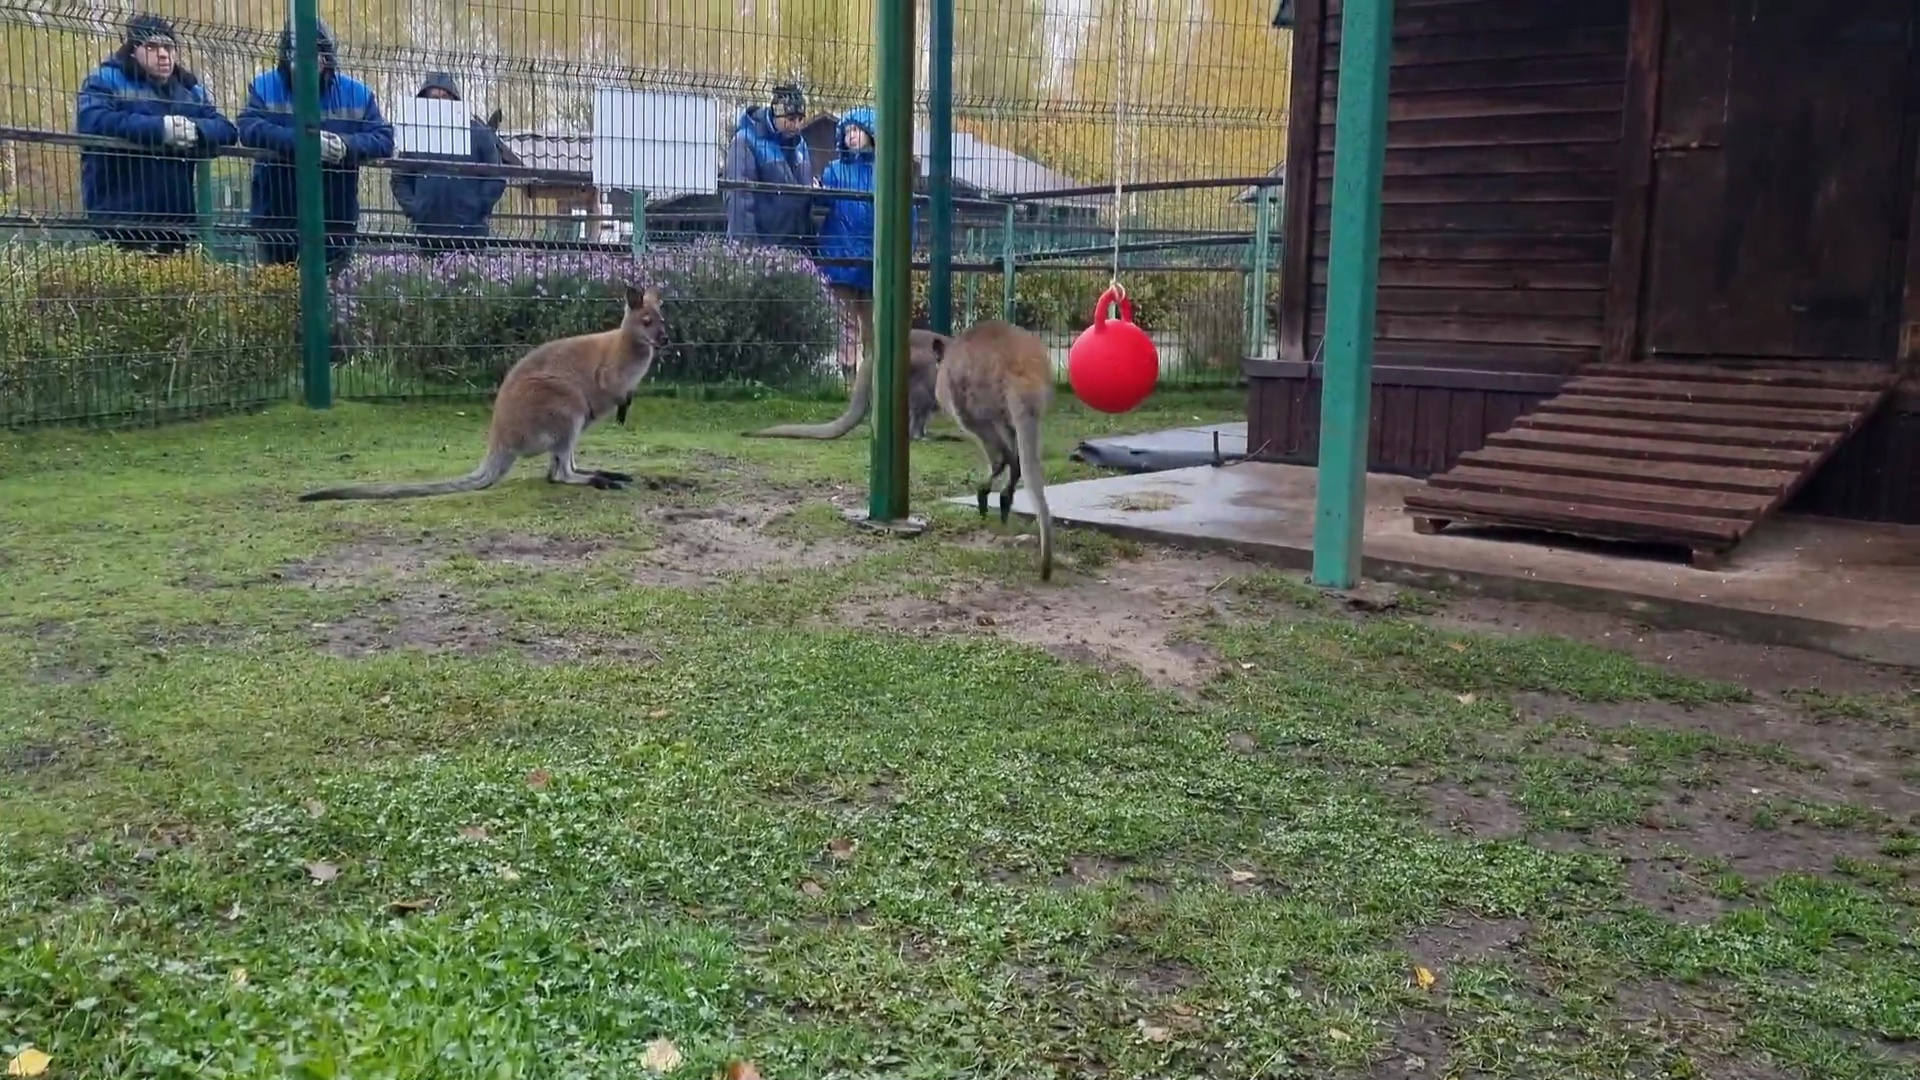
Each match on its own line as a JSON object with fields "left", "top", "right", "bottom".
{"left": 722, "top": 105, "right": 815, "bottom": 249}
{"left": 75, "top": 15, "right": 239, "bottom": 225}
{"left": 237, "top": 16, "right": 394, "bottom": 243}
{"left": 816, "top": 108, "right": 876, "bottom": 292}
{"left": 388, "top": 72, "right": 507, "bottom": 237}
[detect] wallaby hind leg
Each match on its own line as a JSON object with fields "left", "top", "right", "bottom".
{"left": 974, "top": 447, "right": 1008, "bottom": 519}
{"left": 999, "top": 453, "right": 1020, "bottom": 525}
{"left": 547, "top": 437, "right": 628, "bottom": 491}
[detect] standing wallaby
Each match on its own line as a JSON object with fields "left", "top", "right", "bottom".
{"left": 932, "top": 320, "right": 1055, "bottom": 581}
{"left": 299, "top": 285, "right": 670, "bottom": 502}
{"left": 748, "top": 327, "right": 947, "bottom": 440}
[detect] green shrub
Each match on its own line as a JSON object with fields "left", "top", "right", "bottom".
{"left": 331, "top": 242, "right": 841, "bottom": 391}
{"left": 0, "top": 243, "right": 299, "bottom": 425}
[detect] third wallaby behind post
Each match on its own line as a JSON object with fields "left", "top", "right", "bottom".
{"left": 932, "top": 319, "right": 1056, "bottom": 581}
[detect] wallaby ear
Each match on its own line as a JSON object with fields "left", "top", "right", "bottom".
{"left": 928, "top": 335, "right": 945, "bottom": 359}
{"left": 625, "top": 284, "right": 647, "bottom": 309}
{"left": 642, "top": 286, "right": 661, "bottom": 308}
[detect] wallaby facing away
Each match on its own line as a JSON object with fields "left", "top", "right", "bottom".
{"left": 748, "top": 327, "right": 947, "bottom": 440}
{"left": 932, "top": 320, "right": 1055, "bottom": 581}
{"left": 299, "top": 285, "right": 670, "bottom": 502}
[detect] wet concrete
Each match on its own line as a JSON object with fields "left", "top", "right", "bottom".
{"left": 955, "top": 462, "right": 1920, "bottom": 669}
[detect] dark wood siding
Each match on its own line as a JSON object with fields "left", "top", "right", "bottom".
{"left": 1247, "top": 367, "right": 1553, "bottom": 476}
{"left": 1790, "top": 393, "right": 1920, "bottom": 524}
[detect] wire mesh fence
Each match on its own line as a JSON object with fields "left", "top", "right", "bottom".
{"left": 0, "top": 0, "right": 1290, "bottom": 430}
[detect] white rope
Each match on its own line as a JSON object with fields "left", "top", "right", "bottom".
{"left": 1109, "top": 0, "right": 1133, "bottom": 300}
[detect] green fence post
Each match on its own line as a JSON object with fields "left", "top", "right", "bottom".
{"left": 1311, "top": 0, "right": 1394, "bottom": 589}
{"left": 1247, "top": 186, "right": 1275, "bottom": 360}
{"left": 194, "top": 158, "right": 218, "bottom": 262}
{"left": 927, "top": 0, "right": 954, "bottom": 335}
{"left": 1000, "top": 202, "right": 1017, "bottom": 322}
{"left": 861, "top": 0, "right": 916, "bottom": 529}
{"left": 629, "top": 189, "right": 648, "bottom": 256}
{"left": 292, "top": 0, "right": 331, "bottom": 409}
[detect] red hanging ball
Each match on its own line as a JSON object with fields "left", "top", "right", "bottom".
{"left": 1067, "top": 286, "right": 1160, "bottom": 414}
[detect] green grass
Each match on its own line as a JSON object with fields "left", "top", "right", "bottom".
{"left": 2, "top": 391, "right": 1916, "bottom": 1079}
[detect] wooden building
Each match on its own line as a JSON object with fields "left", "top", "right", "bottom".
{"left": 1253, "top": 0, "right": 1920, "bottom": 565}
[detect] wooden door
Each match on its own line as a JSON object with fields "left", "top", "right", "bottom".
{"left": 1640, "top": 0, "right": 1914, "bottom": 361}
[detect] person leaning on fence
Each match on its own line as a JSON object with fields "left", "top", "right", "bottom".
{"left": 722, "top": 83, "right": 816, "bottom": 251}
{"left": 237, "top": 16, "right": 394, "bottom": 271}
{"left": 75, "top": 14, "right": 239, "bottom": 255}
{"left": 388, "top": 71, "right": 508, "bottom": 256}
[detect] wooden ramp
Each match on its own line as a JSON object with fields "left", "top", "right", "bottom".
{"left": 1403, "top": 362, "right": 1897, "bottom": 568}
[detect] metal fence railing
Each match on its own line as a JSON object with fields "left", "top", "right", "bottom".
{"left": 0, "top": 0, "right": 1291, "bottom": 430}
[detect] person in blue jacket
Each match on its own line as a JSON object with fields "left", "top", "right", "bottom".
{"left": 816, "top": 107, "right": 879, "bottom": 369}
{"left": 238, "top": 16, "right": 394, "bottom": 270}
{"left": 75, "top": 14, "right": 238, "bottom": 255}
{"left": 388, "top": 71, "right": 508, "bottom": 254}
{"left": 722, "top": 83, "right": 815, "bottom": 251}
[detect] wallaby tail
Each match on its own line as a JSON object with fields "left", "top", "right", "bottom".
{"left": 1010, "top": 389, "right": 1053, "bottom": 582}
{"left": 746, "top": 352, "right": 873, "bottom": 439}
{"left": 298, "top": 446, "right": 517, "bottom": 503}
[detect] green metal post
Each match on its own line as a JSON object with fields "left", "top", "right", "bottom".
{"left": 291, "top": 0, "right": 331, "bottom": 409}
{"left": 1000, "top": 202, "right": 1017, "bottom": 322}
{"left": 927, "top": 0, "right": 954, "bottom": 335}
{"left": 1247, "top": 187, "right": 1275, "bottom": 359}
{"left": 194, "top": 159, "right": 217, "bottom": 261}
{"left": 1311, "top": 0, "right": 1394, "bottom": 588}
{"left": 866, "top": 0, "right": 916, "bottom": 525}
{"left": 630, "top": 190, "right": 648, "bottom": 256}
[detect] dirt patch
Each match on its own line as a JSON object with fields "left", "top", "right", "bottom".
{"left": 280, "top": 536, "right": 446, "bottom": 588}
{"left": 1403, "top": 916, "right": 1531, "bottom": 974}
{"left": 1425, "top": 783, "right": 1526, "bottom": 840}
{"left": 631, "top": 503, "right": 866, "bottom": 587}
{"left": 836, "top": 549, "right": 1255, "bottom": 691}
{"left": 309, "top": 589, "right": 654, "bottom": 665}
{"left": 1428, "top": 597, "right": 1916, "bottom": 697}
{"left": 1366, "top": 1009, "right": 1449, "bottom": 1078}
{"left": 465, "top": 534, "right": 603, "bottom": 571}
{"left": 1098, "top": 947, "right": 1202, "bottom": 996}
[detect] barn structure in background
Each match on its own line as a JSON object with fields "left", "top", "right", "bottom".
{"left": 1253, "top": 0, "right": 1920, "bottom": 566}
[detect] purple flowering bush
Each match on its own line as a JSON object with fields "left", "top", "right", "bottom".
{"left": 330, "top": 240, "right": 840, "bottom": 388}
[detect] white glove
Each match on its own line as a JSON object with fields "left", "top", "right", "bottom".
{"left": 319, "top": 130, "right": 347, "bottom": 164}
{"left": 162, "top": 114, "right": 198, "bottom": 149}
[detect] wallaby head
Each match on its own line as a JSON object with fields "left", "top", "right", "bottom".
{"left": 621, "top": 284, "right": 671, "bottom": 354}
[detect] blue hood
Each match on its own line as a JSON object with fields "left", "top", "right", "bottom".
{"left": 835, "top": 107, "right": 875, "bottom": 161}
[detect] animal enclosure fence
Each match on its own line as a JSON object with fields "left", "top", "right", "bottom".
{"left": 0, "top": 0, "right": 1291, "bottom": 429}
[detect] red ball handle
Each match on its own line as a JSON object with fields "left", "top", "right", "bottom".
{"left": 1092, "top": 285, "right": 1134, "bottom": 328}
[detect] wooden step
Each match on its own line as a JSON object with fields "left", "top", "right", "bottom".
{"left": 1536, "top": 395, "right": 1855, "bottom": 430}
{"left": 1429, "top": 466, "right": 1772, "bottom": 518}
{"left": 1578, "top": 362, "right": 1896, "bottom": 392}
{"left": 1454, "top": 446, "right": 1800, "bottom": 496}
{"left": 1559, "top": 375, "right": 1884, "bottom": 410}
{"left": 1404, "top": 361, "right": 1894, "bottom": 567}
{"left": 1485, "top": 428, "right": 1818, "bottom": 469}
{"left": 1511, "top": 413, "right": 1834, "bottom": 450}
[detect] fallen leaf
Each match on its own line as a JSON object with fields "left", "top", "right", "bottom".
{"left": 1137, "top": 1020, "right": 1172, "bottom": 1043}
{"left": 496, "top": 864, "right": 523, "bottom": 882}
{"left": 457, "top": 825, "right": 490, "bottom": 841}
{"left": 799, "top": 879, "right": 826, "bottom": 898}
{"left": 302, "top": 798, "right": 327, "bottom": 819}
{"left": 1227, "top": 869, "right": 1258, "bottom": 884}
{"left": 973, "top": 614, "right": 995, "bottom": 626}
{"left": 1328, "top": 1027, "right": 1352, "bottom": 1043}
{"left": 6, "top": 1048, "right": 50, "bottom": 1077}
{"left": 221, "top": 901, "right": 243, "bottom": 922}
{"left": 725, "top": 1063, "right": 763, "bottom": 1080}
{"left": 1447, "top": 641, "right": 1468, "bottom": 653}
{"left": 1239, "top": 662, "right": 1256, "bottom": 670}
{"left": 388, "top": 896, "right": 434, "bottom": 914}
{"left": 825, "top": 838, "right": 857, "bottom": 861}
{"left": 229, "top": 967, "right": 248, "bottom": 986}
{"left": 646, "top": 708, "right": 672, "bottom": 720}
{"left": 640, "top": 1036, "right": 683, "bottom": 1073}
{"left": 1455, "top": 693, "right": 1477, "bottom": 705}
{"left": 1414, "top": 965, "right": 1436, "bottom": 990}
{"left": 525, "top": 768, "right": 553, "bottom": 789}
{"left": 375, "top": 693, "right": 393, "bottom": 706}
{"left": 1226, "top": 732, "right": 1259, "bottom": 754}
{"left": 305, "top": 861, "right": 339, "bottom": 884}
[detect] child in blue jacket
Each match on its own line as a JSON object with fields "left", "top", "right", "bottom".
{"left": 816, "top": 107, "right": 879, "bottom": 370}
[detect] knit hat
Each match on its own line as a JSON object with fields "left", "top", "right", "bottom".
{"left": 770, "top": 83, "right": 807, "bottom": 118}
{"left": 124, "top": 13, "right": 177, "bottom": 48}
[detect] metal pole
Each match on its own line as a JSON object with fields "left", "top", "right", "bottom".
{"left": 291, "top": 0, "right": 331, "bottom": 409}
{"left": 193, "top": 159, "right": 217, "bottom": 262}
{"left": 1311, "top": 0, "right": 1394, "bottom": 588}
{"left": 1000, "top": 201, "right": 1017, "bottom": 322}
{"left": 866, "top": 0, "right": 916, "bottom": 525}
{"left": 927, "top": 0, "right": 954, "bottom": 335}
{"left": 1248, "top": 187, "right": 1275, "bottom": 359}
{"left": 630, "top": 189, "right": 648, "bottom": 256}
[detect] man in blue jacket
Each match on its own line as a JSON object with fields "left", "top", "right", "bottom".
{"left": 722, "top": 83, "right": 815, "bottom": 251}
{"left": 75, "top": 14, "right": 238, "bottom": 254}
{"left": 388, "top": 71, "right": 507, "bottom": 255}
{"left": 238, "top": 16, "right": 394, "bottom": 270}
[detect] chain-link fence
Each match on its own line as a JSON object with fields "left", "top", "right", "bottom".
{"left": 0, "top": 0, "right": 1290, "bottom": 430}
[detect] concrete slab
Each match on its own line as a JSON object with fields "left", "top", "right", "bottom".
{"left": 954, "top": 461, "right": 1920, "bottom": 669}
